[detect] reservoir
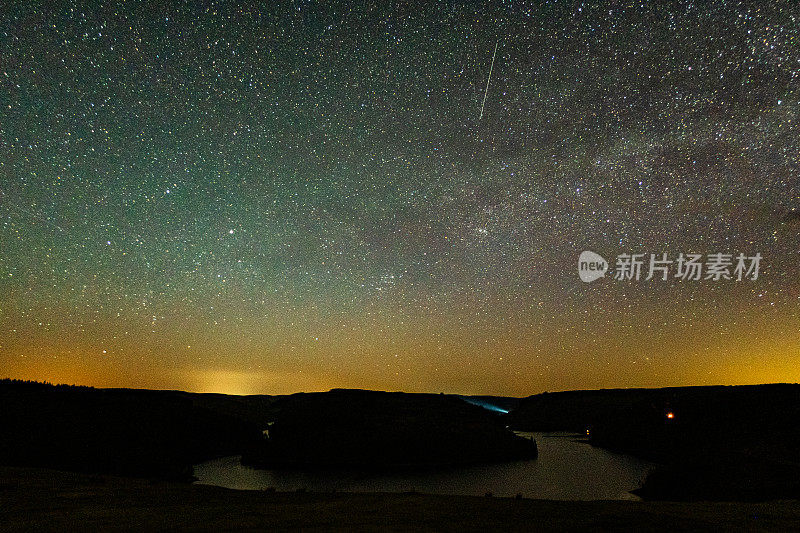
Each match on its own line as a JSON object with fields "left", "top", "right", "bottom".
{"left": 194, "top": 432, "right": 656, "bottom": 500}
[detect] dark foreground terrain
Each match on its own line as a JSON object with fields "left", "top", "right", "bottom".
{"left": 1, "top": 466, "right": 799, "bottom": 532}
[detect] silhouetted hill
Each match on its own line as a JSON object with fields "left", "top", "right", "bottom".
{"left": 0, "top": 381, "right": 532, "bottom": 478}
{"left": 509, "top": 384, "right": 800, "bottom": 500}
{"left": 242, "top": 389, "right": 537, "bottom": 468}
{"left": 0, "top": 380, "right": 267, "bottom": 479}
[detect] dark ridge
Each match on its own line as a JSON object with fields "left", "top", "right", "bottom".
{"left": 0, "top": 380, "right": 533, "bottom": 478}
{"left": 242, "top": 389, "right": 536, "bottom": 468}
{"left": 0, "top": 379, "right": 268, "bottom": 480}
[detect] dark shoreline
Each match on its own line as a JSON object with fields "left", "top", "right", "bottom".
{"left": 2, "top": 466, "right": 800, "bottom": 532}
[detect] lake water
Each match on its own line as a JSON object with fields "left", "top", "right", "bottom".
{"left": 193, "top": 432, "right": 656, "bottom": 500}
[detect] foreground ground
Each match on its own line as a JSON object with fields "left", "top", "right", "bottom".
{"left": 1, "top": 467, "right": 799, "bottom": 531}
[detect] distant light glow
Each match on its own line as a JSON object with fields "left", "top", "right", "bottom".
{"left": 459, "top": 397, "right": 509, "bottom": 414}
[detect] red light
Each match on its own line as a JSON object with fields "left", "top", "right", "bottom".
{"left": 666, "top": 412, "right": 675, "bottom": 419}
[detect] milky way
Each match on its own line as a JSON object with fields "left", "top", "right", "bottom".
{"left": 2, "top": 1, "right": 799, "bottom": 395}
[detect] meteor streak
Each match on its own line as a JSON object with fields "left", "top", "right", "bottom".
{"left": 479, "top": 40, "right": 499, "bottom": 121}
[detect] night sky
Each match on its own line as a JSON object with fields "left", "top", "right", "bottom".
{"left": 2, "top": 1, "right": 799, "bottom": 395}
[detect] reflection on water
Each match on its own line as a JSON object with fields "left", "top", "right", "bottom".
{"left": 194, "top": 432, "right": 655, "bottom": 500}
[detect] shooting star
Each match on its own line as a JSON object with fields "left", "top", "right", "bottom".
{"left": 479, "top": 40, "right": 499, "bottom": 121}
